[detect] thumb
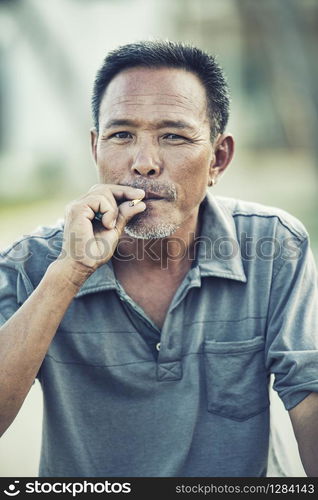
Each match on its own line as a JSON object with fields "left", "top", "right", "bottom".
{"left": 115, "top": 199, "right": 147, "bottom": 235}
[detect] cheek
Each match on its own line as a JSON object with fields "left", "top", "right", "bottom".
{"left": 96, "top": 146, "right": 128, "bottom": 182}
{"left": 168, "top": 150, "right": 210, "bottom": 185}
{"left": 169, "top": 150, "right": 211, "bottom": 206}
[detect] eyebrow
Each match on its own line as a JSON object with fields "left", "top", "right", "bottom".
{"left": 102, "top": 118, "right": 196, "bottom": 132}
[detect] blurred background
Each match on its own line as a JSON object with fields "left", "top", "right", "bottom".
{"left": 0, "top": 0, "right": 317, "bottom": 477}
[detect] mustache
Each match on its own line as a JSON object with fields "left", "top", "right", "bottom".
{"left": 121, "top": 179, "right": 177, "bottom": 202}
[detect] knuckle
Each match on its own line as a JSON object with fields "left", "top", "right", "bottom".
{"left": 82, "top": 195, "right": 96, "bottom": 206}
{"left": 65, "top": 201, "right": 78, "bottom": 216}
{"left": 116, "top": 211, "right": 127, "bottom": 226}
{"left": 109, "top": 206, "right": 119, "bottom": 218}
{"left": 66, "top": 200, "right": 90, "bottom": 219}
{"left": 88, "top": 183, "right": 100, "bottom": 193}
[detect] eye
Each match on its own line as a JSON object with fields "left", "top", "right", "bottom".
{"left": 162, "top": 133, "right": 193, "bottom": 145}
{"left": 110, "top": 131, "right": 132, "bottom": 140}
{"left": 163, "top": 133, "right": 187, "bottom": 141}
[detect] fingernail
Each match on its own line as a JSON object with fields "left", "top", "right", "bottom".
{"left": 129, "top": 199, "right": 143, "bottom": 207}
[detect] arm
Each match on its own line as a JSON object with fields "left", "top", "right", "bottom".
{"left": 0, "top": 260, "right": 87, "bottom": 437}
{"left": 264, "top": 232, "right": 318, "bottom": 476}
{"left": 0, "top": 184, "right": 145, "bottom": 437}
{"left": 289, "top": 392, "right": 318, "bottom": 477}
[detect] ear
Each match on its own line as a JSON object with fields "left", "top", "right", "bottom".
{"left": 208, "top": 133, "right": 235, "bottom": 185}
{"left": 90, "top": 127, "right": 98, "bottom": 164}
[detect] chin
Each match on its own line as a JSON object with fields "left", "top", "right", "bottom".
{"left": 124, "top": 212, "right": 179, "bottom": 239}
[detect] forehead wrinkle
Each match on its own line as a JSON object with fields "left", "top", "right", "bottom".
{"left": 103, "top": 66, "right": 209, "bottom": 112}
{"left": 103, "top": 100, "right": 208, "bottom": 125}
{"left": 100, "top": 85, "right": 209, "bottom": 129}
{"left": 105, "top": 91, "right": 207, "bottom": 109}
{"left": 101, "top": 109, "right": 210, "bottom": 133}
{"left": 113, "top": 92, "right": 201, "bottom": 101}
{"left": 106, "top": 91, "right": 204, "bottom": 111}
{"left": 103, "top": 118, "right": 202, "bottom": 132}
{"left": 108, "top": 103, "right": 202, "bottom": 116}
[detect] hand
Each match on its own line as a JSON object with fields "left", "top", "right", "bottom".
{"left": 58, "top": 184, "right": 146, "bottom": 277}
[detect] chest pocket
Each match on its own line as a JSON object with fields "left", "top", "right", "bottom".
{"left": 204, "top": 336, "right": 270, "bottom": 421}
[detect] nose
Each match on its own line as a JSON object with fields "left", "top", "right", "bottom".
{"left": 130, "top": 143, "right": 161, "bottom": 177}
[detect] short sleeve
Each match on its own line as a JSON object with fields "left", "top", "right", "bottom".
{"left": 0, "top": 248, "right": 39, "bottom": 381}
{"left": 0, "top": 248, "right": 34, "bottom": 327}
{"left": 0, "top": 255, "right": 20, "bottom": 327}
{"left": 265, "top": 236, "right": 318, "bottom": 410}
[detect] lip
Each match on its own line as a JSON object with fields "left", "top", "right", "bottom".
{"left": 143, "top": 192, "right": 165, "bottom": 201}
{"left": 144, "top": 197, "right": 164, "bottom": 202}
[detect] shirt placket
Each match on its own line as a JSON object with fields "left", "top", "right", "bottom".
{"left": 115, "top": 280, "right": 161, "bottom": 357}
{"left": 114, "top": 266, "right": 201, "bottom": 381}
{"left": 156, "top": 265, "right": 201, "bottom": 382}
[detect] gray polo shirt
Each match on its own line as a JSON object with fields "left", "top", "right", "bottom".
{"left": 1, "top": 193, "right": 318, "bottom": 477}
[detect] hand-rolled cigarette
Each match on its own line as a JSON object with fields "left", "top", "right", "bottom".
{"left": 129, "top": 198, "right": 143, "bottom": 207}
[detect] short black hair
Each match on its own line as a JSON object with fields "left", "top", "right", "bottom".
{"left": 92, "top": 40, "right": 230, "bottom": 140}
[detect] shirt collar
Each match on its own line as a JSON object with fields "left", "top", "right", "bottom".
{"left": 75, "top": 192, "right": 246, "bottom": 298}
{"left": 196, "top": 192, "right": 246, "bottom": 282}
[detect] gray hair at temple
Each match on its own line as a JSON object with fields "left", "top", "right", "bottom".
{"left": 91, "top": 40, "right": 230, "bottom": 141}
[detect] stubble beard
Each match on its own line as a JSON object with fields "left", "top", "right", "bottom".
{"left": 121, "top": 179, "right": 179, "bottom": 239}
{"left": 124, "top": 210, "right": 180, "bottom": 239}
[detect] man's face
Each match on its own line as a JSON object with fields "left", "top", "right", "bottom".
{"left": 92, "top": 67, "right": 215, "bottom": 239}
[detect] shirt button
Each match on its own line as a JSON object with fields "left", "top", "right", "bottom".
{"left": 156, "top": 342, "right": 161, "bottom": 351}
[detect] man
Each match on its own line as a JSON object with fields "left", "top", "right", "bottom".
{"left": 0, "top": 41, "right": 318, "bottom": 477}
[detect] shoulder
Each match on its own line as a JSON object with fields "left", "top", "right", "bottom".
{"left": 214, "top": 195, "right": 308, "bottom": 243}
{"left": 1, "top": 219, "right": 64, "bottom": 259}
{"left": 0, "top": 220, "right": 64, "bottom": 287}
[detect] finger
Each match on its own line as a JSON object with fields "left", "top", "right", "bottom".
{"left": 115, "top": 199, "right": 147, "bottom": 235}
{"left": 88, "top": 184, "right": 145, "bottom": 203}
{"left": 100, "top": 206, "right": 119, "bottom": 230}
{"left": 77, "top": 194, "right": 117, "bottom": 221}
